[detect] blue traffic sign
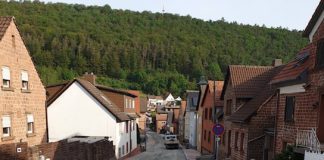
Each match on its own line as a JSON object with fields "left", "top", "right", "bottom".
{"left": 212, "top": 124, "right": 225, "bottom": 136}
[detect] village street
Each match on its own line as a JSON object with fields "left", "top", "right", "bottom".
{"left": 130, "top": 131, "right": 186, "bottom": 160}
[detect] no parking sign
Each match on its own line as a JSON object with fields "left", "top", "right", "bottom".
{"left": 212, "top": 124, "right": 224, "bottom": 136}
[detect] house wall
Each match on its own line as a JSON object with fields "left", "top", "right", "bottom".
{"left": 248, "top": 94, "right": 277, "bottom": 160}
{"left": 184, "top": 113, "right": 190, "bottom": 141}
{"left": 201, "top": 90, "right": 215, "bottom": 154}
{"left": 196, "top": 107, "right": 203, "bottom": 152}
{"left": 0, "top": 20, "right": 46, "bottom": 146}
{"left": 138, "top": 113, "right": 146, "bottom": 130}
{"left": 189, "top": 111, "right": 197, "bottom": 148}
{"left": 220, "top": 79, "right": 235, "bottom": 159}
{"left": 226, "top": 124, "right": 248, "bottom": 160}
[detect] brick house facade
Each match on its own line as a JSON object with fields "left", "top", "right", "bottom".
{"left": 220, "top": 65, "right": 282, "bottom": 160}
{"left": 0, "top": 17, "right": 46, "bottom": 146}
{"left": 200, "top": 81, "right": 223, "bottom": 154}
{"left": 271, "top": 0, "right": 324, "bottom": 154}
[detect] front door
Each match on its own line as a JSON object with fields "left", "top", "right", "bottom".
{"left": 318, "top": 94, "right": 324, "bottom": 142}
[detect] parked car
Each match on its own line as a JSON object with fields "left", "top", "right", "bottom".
{"left": 164, "top": 135, "right": 179, "bottom": 149}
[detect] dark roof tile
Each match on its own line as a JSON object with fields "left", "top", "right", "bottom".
{"left": 0, "top": 16, "right": 13, "bottom": 41}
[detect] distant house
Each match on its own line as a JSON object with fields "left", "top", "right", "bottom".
{"left": 164, "top": 93, "right": 175, "bottom": 105}
{"left": 147, "top": 95, "right": 164, "bottom": 106}
{"left": 0, "top": 16, "right": 46, "bottom": 147}
{"left": 156, "top": 106, "right": 168, "bottom": 134}
{"left": 184, "top": 90, "right": 199, "bottom": 148}
{"left": 200, "top": 81, "right": 224, "bottom": 154}
{"left": 46, "top": 75, "right": 138, "bottom": 159}
{"left": 138, "top": 97, "right": 148, "bottom": 131}
{"left": 220, "top": 64, "right": 282, "bottom": 160}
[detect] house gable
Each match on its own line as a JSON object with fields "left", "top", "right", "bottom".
{"left": 303, "top": 0, "right": 324, "bottom": 42}
{"left": 47, "top": 81, "right": 117, "bottom": 142}
{"left": 0, "top": 17, "right": 46, "bottom": 146}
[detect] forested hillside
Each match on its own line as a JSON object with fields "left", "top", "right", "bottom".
{"left": 0, "top": 1, "right": 308, "bottom": 96}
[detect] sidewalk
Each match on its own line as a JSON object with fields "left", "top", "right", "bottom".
{"left": 181, "top": 145, "right": 201, "bottom": 160}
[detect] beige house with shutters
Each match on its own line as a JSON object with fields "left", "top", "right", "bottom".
{"left": 0, "top": 16, "right": 46, "bottom": 146}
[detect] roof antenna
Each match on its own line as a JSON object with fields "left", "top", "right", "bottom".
{"left": 162, "top": 0, "right": 165, "bottom": 14}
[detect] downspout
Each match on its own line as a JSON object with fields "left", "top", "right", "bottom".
{"left": 273, "top": 89, "right": 280, "bottom": 158}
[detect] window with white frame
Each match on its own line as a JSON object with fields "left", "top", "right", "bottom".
{"left": 27, "top": 114, "right": 34, "bottom": 134}
{"left": 129, "top": 99, "right": 132, "bottom": 108}
{"left": 125, "top": 98, "right": 128, "bottom": 108}
{"left": 132, "top": 99, "right": 135, "bottom": 108}
{"left": 2, "top": 115, "right": 11, "bottom": 137}
{"left": 21, "top": 71, "right": 29, "bottom": 90}
{"left": 2, "top": 67, "right": 10, "bottom": 88}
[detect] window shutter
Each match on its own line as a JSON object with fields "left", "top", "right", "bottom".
{"left": 2, "top": 67, "right": 10, "bottom": 80}
{"left": 2, "top": 116, "right": 11, "bottom": 127}
{"left": 21, "top": 71, "right": 28, "bottom": 81}
{"left": 285, "top": 96, "right": 295, "bottom": 121}
{"left": 27, "top": 114, "right": 34, "bottom": 123}
{"left": 132, "top": 100, "right": 135, "bottom": 108}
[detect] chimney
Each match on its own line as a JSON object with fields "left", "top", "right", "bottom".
{"left": 81, "top": 72, "right": 96, "bottom": 85}
{"left": 272, "top": 59, "right": 282, "bottom": 67}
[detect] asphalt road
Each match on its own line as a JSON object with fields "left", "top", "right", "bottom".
{"left": 129, "top": 131, "right": 186, "bottom": 160}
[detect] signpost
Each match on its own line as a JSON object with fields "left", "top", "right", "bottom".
{"left": 213, "top": 123, "right": 224, "bottom": 160}
{"left": 212, "top": 124, "right": 225, "bottom": 136}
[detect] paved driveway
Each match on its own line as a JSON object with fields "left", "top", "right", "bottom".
{"left": 129, "top": 131, "right": 186, "bottom": 160}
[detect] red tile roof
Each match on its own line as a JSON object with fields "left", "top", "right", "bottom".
{"left": 201, "top": 81, "right": 224, "bottom": 107}
{"left": 228, "top": 66, "right": 283, "bottom": 122}
{"left": 0, "top": 16, "right": 13, "bottom": 41}
{"left": 270, "top": 45, "right": 315, "bottom": 85}
{"left": 303, "top": 0, "right": 324, "bottom": 37}
{"left": 221, "top": 65, "right": 274, "bottom": 99}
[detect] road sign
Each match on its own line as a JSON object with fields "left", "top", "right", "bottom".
{"left": 215, "top": 137, "right": 221, "bottom": 142}
{"left": 212, "top": 124, "right": 224, "bottom": 136}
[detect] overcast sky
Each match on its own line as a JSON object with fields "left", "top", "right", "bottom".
{"left": 42, "top": 0, "right": 320, "bottom": 30}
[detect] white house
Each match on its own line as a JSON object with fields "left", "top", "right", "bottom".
{"left": 184, "top": 90, "right": 199, "bottom": 148}
{"left": 46, "top": 79, "right": 137, "bottom": 159}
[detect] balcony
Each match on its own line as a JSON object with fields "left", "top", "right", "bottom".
{"left": 296, "top": 128, "right": 321, "bottom": 152}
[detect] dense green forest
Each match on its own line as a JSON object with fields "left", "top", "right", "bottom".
{"left": 0, "top": 1, "right": 308, "bottom": 96}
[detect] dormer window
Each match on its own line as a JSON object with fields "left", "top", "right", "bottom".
{"left": 316, "top": 39, "right": 324, "bottom": 69}
{"left": 2, "top": 67, "right": 10, "bottom": 88}
{"left": 21, "top": 71, "right": 29, "bottom": 90}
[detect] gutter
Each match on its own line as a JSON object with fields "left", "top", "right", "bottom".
{"left": 273, "top": 89, "right": 280, "bottom": 158}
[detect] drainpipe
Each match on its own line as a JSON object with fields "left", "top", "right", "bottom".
{"left": 273, "top": 89, "right": 280, "bottom": 158}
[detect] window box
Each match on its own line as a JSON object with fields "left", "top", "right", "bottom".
{"left": 1, "top": 136, "right": 15, "bottom": 141}
{"left": 21, "top": 89, "right": 31, "bottom": 93}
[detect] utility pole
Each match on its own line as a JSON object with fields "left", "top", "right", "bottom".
{"left": 213, "top": 80, "right": 219, "bottom": 160}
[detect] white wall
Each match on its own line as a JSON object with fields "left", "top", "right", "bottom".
{"left": 279, "top": 83, "right": 305, "bottom": 94}
{"left": 184, "top": 113, "right": 190, "bottom": 140}
{"left": 131, "top": 120, "right": 137, "bottom": 151}
{"left": 189, "top": 112, "right": 197, "bottom": 147}
{"left": 48, "top": 82, "right": 124, "bottom": 158}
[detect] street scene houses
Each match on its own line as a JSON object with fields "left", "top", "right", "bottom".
{"left": 1, "top": 0, "right": 324, "bottom": 160}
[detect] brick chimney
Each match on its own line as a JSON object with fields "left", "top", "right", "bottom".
{"left": 81, "top": 72, "right": 96, "bottom": 85}
{"left": 272, "top": 59, "right": 282, "bottom": 67}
